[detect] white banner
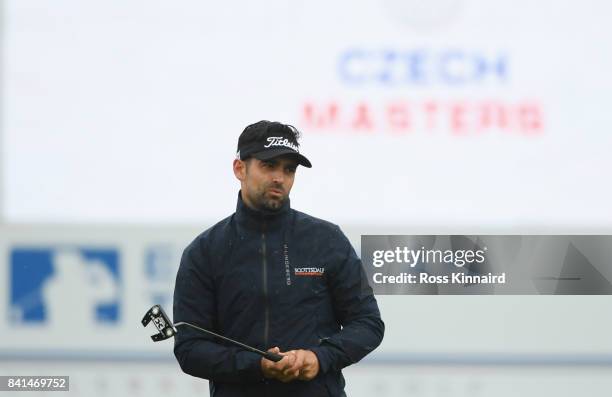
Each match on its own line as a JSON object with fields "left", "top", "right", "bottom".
{"left": 4, "top": 0, "right": 612, "bottom": 226}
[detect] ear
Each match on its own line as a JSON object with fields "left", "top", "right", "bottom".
{"left": 233, "top": 159, "right": 246, "bottom": 181}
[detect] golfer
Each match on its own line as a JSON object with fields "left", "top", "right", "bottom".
{"left": 173, "top": 120, "right": 384, "bottom": 396}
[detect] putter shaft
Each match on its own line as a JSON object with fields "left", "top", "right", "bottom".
{"left": 175, "top": 322, "right": 283, "bottom": 362}
{"left": 142, "top": 305, "right": 283, "bottom": 362}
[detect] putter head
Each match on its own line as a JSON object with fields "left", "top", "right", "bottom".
{"left": 141, "top": 305, "right": 177, "bottom": 342}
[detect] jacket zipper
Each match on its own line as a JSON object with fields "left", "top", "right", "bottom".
{"left": 261, "top": 221, "right": 269, "bottom": 348}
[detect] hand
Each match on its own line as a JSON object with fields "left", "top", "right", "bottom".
{"left": 283, "top": 349, "right": 320, "bottom": 381}
{"left": 261, "top": 347, "right": 298, "bottom": 383}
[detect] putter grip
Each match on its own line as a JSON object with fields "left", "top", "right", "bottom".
{"left": 264, "top": 352, "right": 283, "bottom": 362}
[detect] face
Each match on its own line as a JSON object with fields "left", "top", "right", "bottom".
{"left": 233, "top": 155, "right": 298, "bottom": 211}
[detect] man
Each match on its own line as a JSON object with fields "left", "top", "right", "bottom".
{"left": 173, "top": 120, "right": 384, "bottom": 396}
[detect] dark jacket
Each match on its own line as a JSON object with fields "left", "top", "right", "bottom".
{"left": 173, "top": 192, "right": 384, "bottom": 396}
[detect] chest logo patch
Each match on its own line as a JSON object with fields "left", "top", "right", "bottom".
{"left": 294, "top": 267, "right": 325, "bottom": 277}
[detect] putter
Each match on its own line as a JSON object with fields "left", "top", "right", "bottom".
{"left": 141, "top": 304, "right": 283, "bottom": 362}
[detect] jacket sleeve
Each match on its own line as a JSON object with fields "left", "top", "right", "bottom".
{"left": 173, "top": 237, "right": 264, "bottom": 383}
{"left": 310, "top": 226, "right": 385, "bottom": 373}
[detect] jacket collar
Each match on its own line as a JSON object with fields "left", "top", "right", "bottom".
{"left": 235, "top": 190, "right": 291, "bottom": 231}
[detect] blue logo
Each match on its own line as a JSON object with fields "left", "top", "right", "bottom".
{"left": 10, "top": 247, "right": 121, "bottom": 325}
{"left": 338, "top": 49, "right": 508, "bottom": 86}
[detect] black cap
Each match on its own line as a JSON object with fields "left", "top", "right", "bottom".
{"left": 236, "top": 121, "right": 312, "bottom": 168}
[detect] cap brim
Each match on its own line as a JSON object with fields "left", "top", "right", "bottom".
{"left": 252, "top": 148, "right": 312, "bottom": 168}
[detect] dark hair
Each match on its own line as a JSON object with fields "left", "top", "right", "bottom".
{"left": 237, "top": 120, "right": 302, "bottom": 152}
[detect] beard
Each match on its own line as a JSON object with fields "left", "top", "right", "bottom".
{"left": 250, "top": 185, "right": 287, "bottom": 212}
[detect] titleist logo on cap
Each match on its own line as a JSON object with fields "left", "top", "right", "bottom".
{"left": 264, "top": 137, "right": 299, "bottom": 152}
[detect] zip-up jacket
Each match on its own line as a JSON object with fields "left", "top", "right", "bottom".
{"left": 173, "top": 192, "right": 385, "bottom": 396}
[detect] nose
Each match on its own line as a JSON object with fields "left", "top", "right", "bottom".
{"left": 271, "top": 168, "right": 284, "bottom": 185}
